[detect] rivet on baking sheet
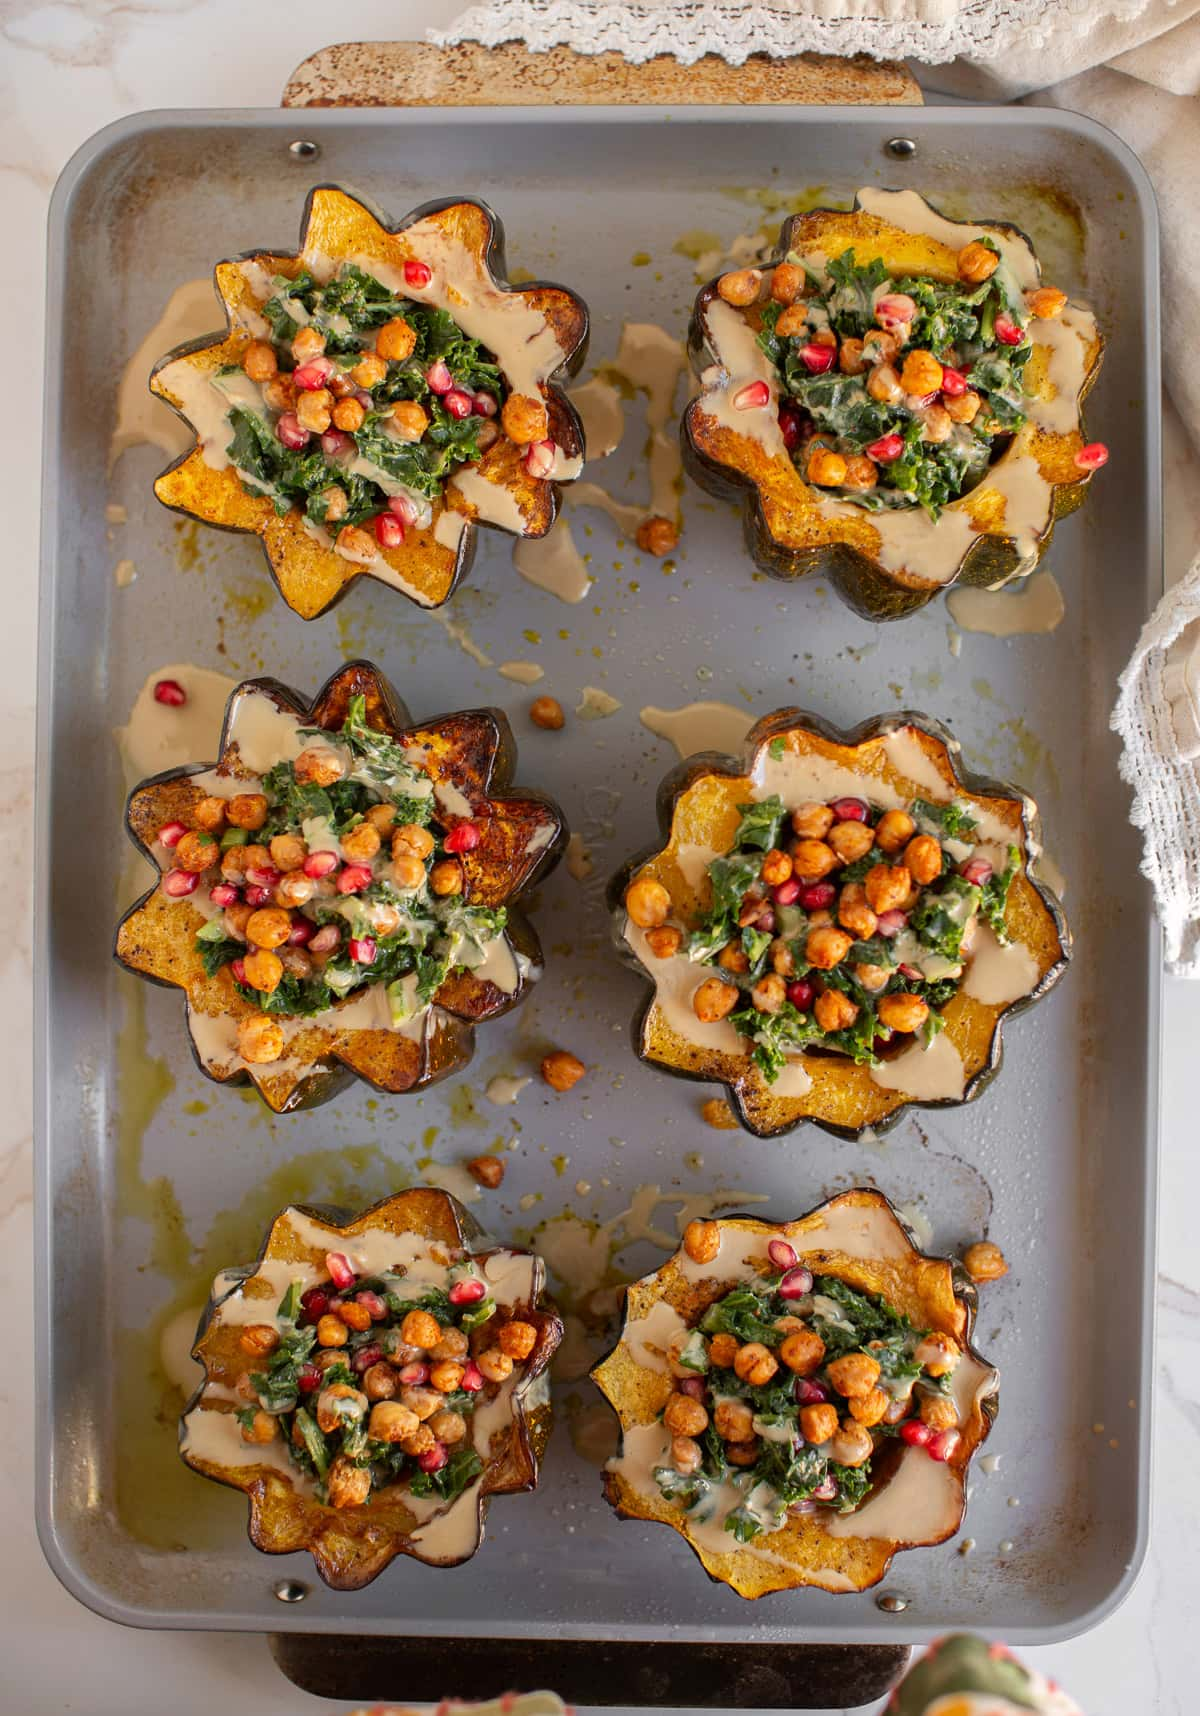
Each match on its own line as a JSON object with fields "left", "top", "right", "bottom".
{"left": 288, "top": 140, "right": 320, "bottom": 161}
{"left": 885, "top": 138, "right": 917, "bottom": 160}
{"left": 876, "top": 1590, "right": 910, "bottom": 1613}
{"left": 273, "top": 1578, "right": 310, "bottom": 1603}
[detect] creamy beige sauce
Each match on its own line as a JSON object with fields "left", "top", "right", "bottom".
{"left": 673, "top": 841, "right": 716, "bottom": 890}
{"left": 434, "top": 508, "right": 467, "bottom": 552}
{"left": 565, "top": 832, "right": 594, "bottom": 882}
{"left": 576, "top": 686, "right": 622, "bottom": 721}
{"left": 962, "top": 922, "right": 1039, "bottom": 1005}
{"left": 947, "top": 569, "right": 1065, "bottom": 636}
{"left": 855, "top": 187, "right": 1040, "bottom": 292}
{"left": 513, "top": 516, "right": 592, "bottom": 602}
{"left": 625, "top": 918, "right": 747, "bottom": 1059}
{"left": 623, "top": 1299, "right": 688, "bottom": 1374}
{"left": 114, "top": 557, "right": 137, "bottom": 588}
{"left": 431, "top": 607, "right": 493, "bottom": 670}
{"left": 640, "top": 701, "right": 754, "bottom": 760}
{"left": 771, "top": 1057, "right": 814, "bottom": 1098}
{"left": 182, "top": 1405, "right": 313, "bottom": 1487}
{"left": 569, "top": 377, "right": 625, "bottom": 456}
{"left": 700, "top": 299, "right": 786, "bottom": 456}
{"left": 110, "top": 278, "right": 224, "bottom": 470}
{"left": 485, "top": 1073, "right": 530, "bottom": 1106}
{"left": 446, "top": 464, "right": 530, "bottom": 534}
{"left": 565, "top": 481, "right": 646, "bottom": 536}
{"left": 869, "top": 1031, "right": 967, "bottom": 1102}
{"left": 497, "top": 660, "right": 545, "bottom": 685}
{"left": 159, "top": 1305, "right": 206, "bottom": 1393}
{"left": 115, "top": 663, "right": 238, "bottom": 786}
{"left": 418, "top": 1159, "right": 484, "bottom": 1207}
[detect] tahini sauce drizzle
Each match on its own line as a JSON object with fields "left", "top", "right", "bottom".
{"left": 639, "top": 701, "right": 754, "bottom": 760}
{"left": 514, "top": 517, "right": 592, "bottom": 602}
{"left": 947, "top": 569, "right": 1065, "bottom": 636}
{"left": 110, "top": 279, "right": 226, "bottom": 470}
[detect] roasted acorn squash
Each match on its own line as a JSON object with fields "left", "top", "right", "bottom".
{"left": 181, "top": 1187, "right": 562, "bottom": 1590}
{"left": 682, "top": 187, "right": 1104, "bottom": 620}
{"left": 115, "top": 660, "right": 565, "bottom": 1112}
{"left": 151, "top": 187, "right": 589, "bottom": 619}
{"left": 611, "top": 708, "right": 1069, "bottom": 1138}
{"left": 890, "top": 1633, "right": 1081, "bottom": 1714}
{"left": 592, "top": 1188, "right": 997, "bottom": 1599}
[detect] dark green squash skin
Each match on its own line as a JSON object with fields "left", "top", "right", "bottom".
{"left": 681, "top": 196, "right": 1103, "bottom": 622}
{"left": 609, "top": 707, "right": 1072, "bottom": 1140}
{"left": 115, "top": 660, "right": 567, "bottom": 1113}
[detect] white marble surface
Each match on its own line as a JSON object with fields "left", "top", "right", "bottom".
{"left": 3, "top": 6, "right": 1200, "bottom": 1711}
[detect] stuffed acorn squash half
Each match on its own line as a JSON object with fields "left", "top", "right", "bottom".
{"left": 612, "top": 708, "right": 1068, "bottom": 1138}
{"left": 181, "top": 1188, "right": 562, "bottom": 1590}
{"left": 150, "top": 187, "right": 588, "bottom": 619}
{"left": 682, "top": 187, "right": 1105, "bottom": 620}
{"left": 592, "top": 1188, "right": 997, "bottom": 1598}
{"left": 115, "top": 660, "right": 565, "bottom": 1112}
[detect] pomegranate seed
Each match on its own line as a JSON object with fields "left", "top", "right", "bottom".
{"left": 325, "top": 1252, "right": 356, "bottom": 1291}
{"left": 388, "top": 493, "right": 421, "bottom": 526}
{"left": 829, "top": 797, "right": 867, "bottom": 822}
{"left": 900, "top": 1419, "right": 932, "bottom": 1447}
{"left": 866, "top": 432, "right": 904, "bottom": 463}
{"left": 678, "top": 1376, "right": 706, "bottom": 1400}
{"left": 813, "top": 1474, "right": 838, "bottom": 1500}
{"left": 348, "top": 936, "right": 377, "bottom": 965}
{"left": 374, "top": 512, "right": 405, "bottom": 548}
{"left": 153, "top": 678, "right": 186, "bottom": 707}
{"left": 523, "top": 439, "right": 556, "bottom": 479}
{"left": 162, "top": 868, "right": 200, "bottom": 898}
{"left": 355, "top": 1290, "right": 387, "bottom": 1319}
{"left": 797, "top": 881, "right": 836, "bottom": 910}
{"left": 404, "top": 258, "right": 432, "bottom": 288}
{"left": 209, "top": 882, "right": 240, "bottom": 907}
{"left": 959, "top": 857, "right": 993, "bottom": 886}
{"left": 875, "top": 293, "right": 917, "bottom": 331}
{"left": 899, "top": 963, "right": 923, "bottom": 982}
{"left": 795, "top": 1378, "right": 828, "bottom": 1406}
{"left": 800, "top": 342, "right": 836, "bottom": 374}
{"left": 426, "top": 360, "right": 454, "bottom": 394}
{"left": 443, "top": 821, "right": 481, "bottom": 854}
{"left": 157, "top": 820, "right": 187, "bottom": 848}
{"left": 303, "top": 850, "right": 339, "bottom": 879}
{"left": 461, "top": 1362, "right": 485, "bottom": 1392}
{"left": 473, "top": 392, "right": 498, "bottom": 418}
{"left": 448, "top": 1277, "right": 487, "bottom": 1305}
{"left": 300, "top": 1286, "right": 329, "bottom": 1319}
{"left": 779, "top": 1266, "right": 814, "bottom": 1300}
{"left": 927, "top": 1428, "right": 960, "bottom": 1462}
{"left": 244, "top": 865, "right": 281, "bottom": 889}
{"left": 297, "top": 1363, "right": 322, "bottom": 1393}
{"left": 443, "top": 389, "right": 474, "bottom": 419}
{"left": 786, "top": 979, "right": 814, "bottom": 1011}
{"left": 231, "top": 958, "right": 247, "bottom": 984}
{"left": 276, "top": 412, "right": 309, "bottom": 450}
{"left": 418, "top": 1442, "right": 449, "bottom": 1473}
{"left": 309, "top": 924, "right": 341, "bottom": 954}
{"left": 751, "top": 907, "right": 775, "bottom": 936}
{"left": 778, "top": 405, "right": 804, "bottom": 451}
{"left": 994, "top": 313, "right": 1023, "bottom": 346}
{"left": 772, "top": 878, "right": 801, "bottom": 906}
{"left": 337, "top": 863, "right": 373, "bottom": 894}
{"left": 733, "top": 379, "right": 770, "bottom": 410}
{"left": 1074, "top": 441, "right": 1109, "bottom": 472}
{"left": 397, "top": 1361, "right": 430, "bottom": 1386}
{"left": 768, "top": 1239, "right": 797, "bottom": 1270}
{"left": 242, "top": 885, "right": 270, "bottom": 907}
{"left": 288, "top": 916, "right": 315, "bottom": 946}
{"left": 321, "top": 429, "right": 351, "bottom": 457}
{"left": 293, "top": 358, "right": 335, "bottom": 391}
{"left": 940, "top": 367, "right": 968, "bottom": 398}
{"left": 351, "top": 1342, "right": 384, "bottom": 1375}
{"left": 876, "top": 909, "right": 908, "bottom": 937}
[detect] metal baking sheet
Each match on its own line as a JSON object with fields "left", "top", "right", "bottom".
{"left": 36, "top": 107, "right": 1160, "bottom": 1648}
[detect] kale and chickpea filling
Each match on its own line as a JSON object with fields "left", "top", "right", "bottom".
{"left": 216, "top": 258, "right": 552, "bottom": 560}
{"left": 652, "top": 1225, "right": 966, "bottom": 1543}
{"left": 159, "top": 694, "right": 507, "bottom": 1066}
{"left": 626, "top": 765, "right": 1017, "bottom": 1085}
{"left": 716, "top": 236, "right": 1071, "bottom": 517}
{"left": 231, "top": 1250, "right": 539, "bottom": 1510}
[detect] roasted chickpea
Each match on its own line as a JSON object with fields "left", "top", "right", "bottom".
{"left": 919, "top": 1392, "right": 960, "bottom": 1432}
{"left": 904, "top": 833, "right": 943, "bottom": 885}
{"left": 387, "top": 826, "right": 434, "bottom": 868}
{"left": 963, "top": 1240, "right": 1009, "bottom": 1283}
{"left": 429, "top": 858, "right": 464, "bottom": 896}
{"left": 683, "top": 1219, "right": 720, "bottom": 1265}
{"left": 389, "top": 400, "right": 430, "bottom": 441}
{"left": 867, "top": 362, "right": 903, "bottom": 404}
{"left": 770, "top": 938, "right": 796, "bottom": 978}
{"left": 316, "top": 1313, "right": 349, "bottom": 1349}
{"left": 733, "top": 1342, "right": 778, "bottom": 1387}
{"left": 529, "top": 695, "right": 566, "bottom": 730}
{"left": 663, "top": 1392, "right": 709, "bottom": 1437}
{"left": 716, "top": 268, "right": 761, "bottom": 307}
{"left": 466, "top": 1153, "right": 505, "bottom": 1190}
{"left": 714, "top": 1399, "right": 755, "bottom": 1443}
{"left": 701, "top": 1097, "right": 740, "bottom": 1131}
{"left": 769, "top": 262, "right": 803, "bottom": 305}
{"left": 874, "top": 809, "right": 915, "bottom": 854}
{"left": 335, "top": 1301, "right": 373, "bottom": 1334}
{"left": 775, "top": 304, "right": 808, "bottom": 338}
{"left": 399, "top": 1425, "right": 437, "bottom": 1458}
{"left": 316, "top": 1383, "right": 367, "bottom": 1435}
{"left": 1027, "top": 285, "right": 1067, "bottom": 319}
{"left": 374, "top": 316, "right": 417, "bottom": 362}
{"left": 826, "top": 1352, "right": 882, "bottom": 1400}
{"left": 805, "top": 925, "right": 853, "bottom": 971}
{"left": 291, "top": 325, "right": 326, "bottom": 363}
{"left": 830, "top": 1419, "right": 874, "bottom": 1468}
{"left": 276, "top": 873, "right": 314, "bottom": 909}
{"left": 191, "top": 795, "right": 227, "bottom": 834}
{"left": 920, "top": 404, "right": 954, "bottom": 444}
{"left": 326, "top": 1454, "right": 372, "bottom": 1508}
{"left": 235, "top": 1012, "right": 283, "bottom": 1065}
{"left": 501, "top": 393, "right": 549, "bottom": 445}
{"left": 401, "top": 1385, "right": 445, "bottom": 1421}
{"left": 751, "top": 972, "right": 787, "bottom": 1015}
{"left": 541, "top": 1049, "right": 586, "bottom": 1092}
{"left": 295, "top": 747, "right": 345, "bottom": 787}
{"left": 840, "top": 454, "right": 878, "bottom": 492}
{"left": 392, "top": 1310, "right": 437, "bottom": 1354}
{"left": 388, "top": 854, "right": 425, "bottom": 892}
{"left": 726, "top": 1439, "right": 760, "bottom": 1467}
{"left": 958, "top": 240, "right": 1000, "bottom": 284}
{"left": 625, "top": 875, "right": 671, "bottom": 929}
{"left": 791, "top": 802, "right": 835, "bottom": 840}
{"left": 790, "top": 838, "right": 837, "bottom": 882}
{"left": 429, "top": 1360, "right": 466, "bottom": 1394}
{"left": 849, "top": 1387, "right": 891, "bottom": 1428}
{"left": 245, "top": 906, "right": 292, "bottom": 950}
{"left": 235, "top": 1371, "right": 259, "bottom": 1402}
{"left": 944, "top": 388, "right": 982, "bottom": 424}
{"left": 429, "top": 1327, "right": 470, "bottom": 1363}
{"left": 643, "top": 925, "right": 683, "bottom": 959}
{"left": 430, "top": 1408, "right": 468, "bottom": 1444}
{"left": 240, "top": 1409, "right": 278, "bottom": 1445}
{"left": 693, "top": 976, "right": 738, "bottom": 1023}
{"left": 263, "top": 375, "right": 296, "bottom": 413}
{"left": 242, "top": 339, "right": 278, "bottom": 383}
{"left": 636, "top": 515, "right": 679, "bottom": 556}
{"left": 837, "top": 882, "right": 878, "bottom": 941}
{"left": 362, "top": 1362, "right": 398, "bottom": 1402}
{"left": 806, "top": 446, "right": 847, "bottom": 488}
{"left": 174, "top": 830, "right": 218, "bottom": 873}
{"left": 279, "top": 946, "right": 312, "bottom": 981}
{"left": 367, "top": 1399, "right": 419, "bottom": 1442}
{"left": 242, "top": 948, "right": 283, "bottom": 994}
{"left": 238, "top": 1323, "right": 280, "bottom": 1359}
{"left": 336, "top": 523, "right": 379, "bottom": 563}
{"left": 865, "top": 862, "right": 912, "bottom": 914}
{"left": 351, "top": 351, "right": 388, "bottom": 390}
{"left": 296, "top": 388, "right": 333, "bottom": 435}
{"left": 717, "top": 941, "right": 750, "bottom": 975}
{"left": 900, "top": 349, "right": 943, "bottom": 397}
{"left": 340, "top": 821, "right": 381, "bottom": 862}
{"left": 800, "top": 1402, "right": 839, "bottom": 1444}
{"left": 332, "top": 396, "right": 366, "bottom": 433}
{"left": 708, "top": 1331, "right": 739, "bottom": 1368}
{"left": 827, "top": 820, "right": 875, "bottom": 864}
{"left": 854, "top": 962, "right": 892, "bottom": 993}
{"left": 267, "top": 833, "right": 305, "bottom": 873}
{"left": 838, "top": 336, "right": 866, "bottom": 376}
{"left": 671, "top": 1434, "right": 703, "bottom": 1475}
{"left": 877, "top": 992, "right": 930, "bottom": 1034}
{"left": 476, "top": 1347, "right": 515, "bottom": 1384}
{"left": 814, "top": 988, "right": 858, "bottom": 1033}
{"left": 915, "top": 1332, "right": 961, "bottom": 1376}
{"left": 497, "top": 1321, "right": 538, "bottom": 1362}
{"left": 862, "top": 327, "right": 901, "bottom": 366}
